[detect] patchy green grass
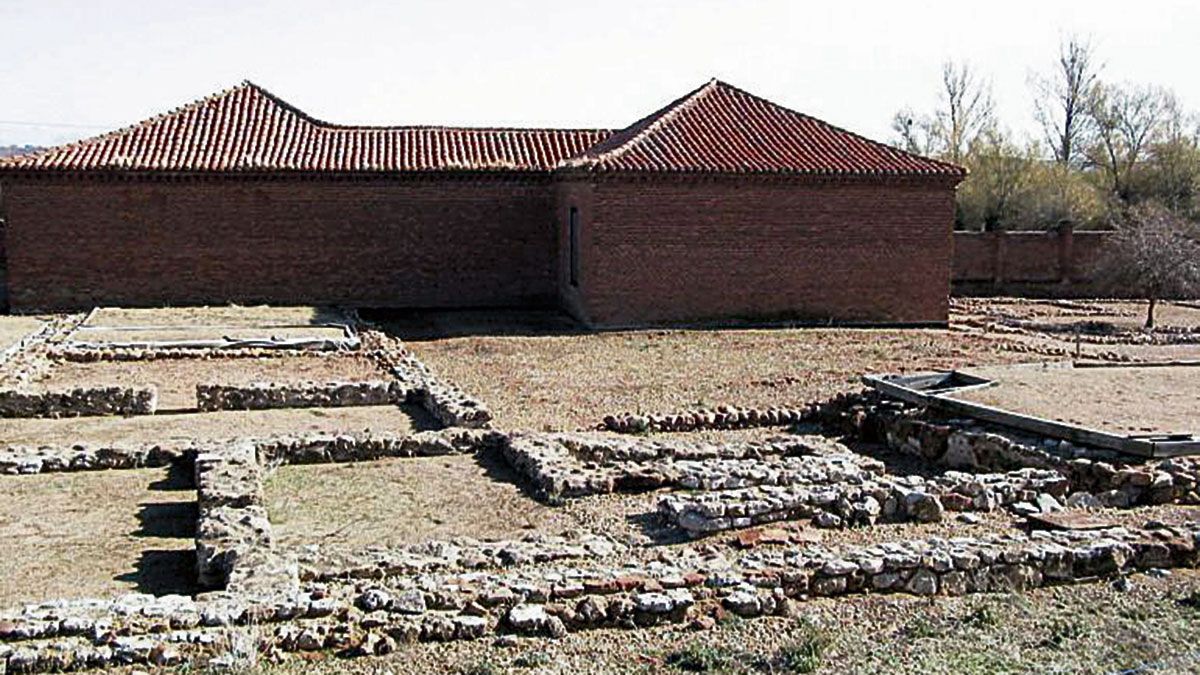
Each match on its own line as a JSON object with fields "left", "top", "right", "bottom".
{"left": 665, "top": 642, "right": 741, "bottom": 672}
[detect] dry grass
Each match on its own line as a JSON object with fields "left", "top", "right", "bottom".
{"left": 0, "top": 466, "right": 195, "bottom": 609}
{"left": 265, "top": 451, "right": 586, "bottom": 552}
{"left": 387, "top": 314, "right": 1025, "bottom": 431}
{"left": 84, "top": 305, "right": 343, "bottom": 328}
{"left": 955, "top": 364, "right": 1200, "bottom": 434}
{"left": 0, "top": 404, "right": 429, "bottom": 446}
{"left": 29, "top": 355, "right": 388, "bottom": 410}
{"left": 0, "top": 315, "right": 48, "bottom": 353}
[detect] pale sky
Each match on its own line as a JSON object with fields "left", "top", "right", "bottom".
{"left": 1, "top": 0, "right": 1197, "bottom": 148}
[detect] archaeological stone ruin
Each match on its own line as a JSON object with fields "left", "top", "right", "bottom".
{"left": 0, "top": 307, "right": 1198, "bottom": 672}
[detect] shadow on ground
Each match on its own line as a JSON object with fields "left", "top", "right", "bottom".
{"left": 147, "top": 459, "right": 195, "bottom": 491}
{"left": 118, "top": 466, "right": 200, "bottom": 596}
{"left": 113, "top": 549, "right": 197, "bottom": 596}
{"left": 361, "top": 308, "right": 586, "bottom": 340}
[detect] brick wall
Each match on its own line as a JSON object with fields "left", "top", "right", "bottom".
{"left": 1, "top": 177, "right": 558, "bottom": 311}
{"left": 951, "top": 227, "right": 1113, "bottom": 296}
{"left": 556, "top": 177, "right": 956, "bottom": 327}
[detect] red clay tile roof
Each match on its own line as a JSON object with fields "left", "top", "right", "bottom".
{"left": 0, "top": 82, "right": 610, "bottom": 174}
{"left": 0, "top": 79, "right": 962, "bottom": 179}
{"left": 563, "top": 79, "right": 964, "bottom": 178}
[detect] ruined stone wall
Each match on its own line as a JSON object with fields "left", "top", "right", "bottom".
{"left": 362, "top": 329, "right": 492, "bottom": 428}
{"left": 823, "top": 392, "right": 1200, "bottom": 508}
{"left": 0, "top": 386, "right": 157, "bottom": 418}
{"left": 195, "top": 381, "right": 403, "bottom": 412}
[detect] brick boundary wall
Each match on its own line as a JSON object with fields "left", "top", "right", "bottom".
{"left": 952, "top": 224, "right": 1117, "bottom": 297}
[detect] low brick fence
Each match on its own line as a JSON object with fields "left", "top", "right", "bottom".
{"left": 952, "top": 225, "right": 1114, "bottom": 297}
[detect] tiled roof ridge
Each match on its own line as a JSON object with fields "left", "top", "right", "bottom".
{"left": 0, "top": 81, "right": 612, "bottom": 169}
{"left": 708, "top": 78, "right": 964, "bottom": 176}
{"left": 0, "top": 81, "right": 262, "bottom": 168}
{"left": 561, "top": 76, "right": 964, "bottom": 176}
{"left": 562, "top": 78, "right": 719, "bottom": 168}
{"left": 0, "top": 79, "right": 964, "bottom": 177}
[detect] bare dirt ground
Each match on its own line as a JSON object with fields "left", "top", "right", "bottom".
{"left": 83, "top": 305, "right": 344, "bottom": 328}
{"left": 953, "top": 298, "right": 1200, "bottom": 358}
{"left": 28, "top": 355, "right": 388, "bottom": 410}
{"left": 0, "top": 315, "right": 46, "bottom": 352}
{"left": 0, "top": 404, "right": 430, "bottom": 446}
{"left": 380, "top": 311, "right": 1027, "bottom": 431}
{"left": 266, "top": 451, "right": 589, "bottom": 552}
{"left": 0, "top": 466, "right": 195, "bottom": 609}
{"left": 953, "top": 364, "right": 1200, "bottom": 434}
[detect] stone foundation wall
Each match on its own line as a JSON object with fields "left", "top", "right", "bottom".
{"left": 1, "top": 428, "right": 503, "bottom": 477}
{"left": 195, "top": 381, "right": 404, "bottom": 412}
{"left": 255, "top": 428, "right": 505, "bottom": 468}
{"left": 598, "top": 404, "right": 817, "bottom": 434}
{"left": 0, "top": 313, "right": 87, "bottom": 388}
{"left": 194, "top": 442, "right": 278, "bottom": 590}
{"left": 362, "top": 329, "right": 492, "bottom": 429}
{"left": 658, "top": 467, "right": 1068, "bottom": 534}
{"left": 823, "top": 392, "right": 1200, "bottom": 508}
{"left": 5, "top": 522, "right": 1194, "bottom": 672}
{"left": 0, "top": 443, "right": 189, "bottom": 474}
{"left": 502, "top": 432, "right": 830, "bottom": 502}
{"left": 0, "top": 386, "right": 157, "bottom": 418}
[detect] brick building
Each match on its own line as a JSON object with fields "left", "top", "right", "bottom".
{"left": 0, "top": 80, "right": 964, "bottom": 326}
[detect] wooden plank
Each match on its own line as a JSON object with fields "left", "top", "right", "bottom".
{"left": 924, "top": 394, "right": 1157, "bottom": 457}
{"left": 1072, "top": 359, "right": 1200, "bottom": 369}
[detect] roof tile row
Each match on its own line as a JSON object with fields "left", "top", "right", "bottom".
{"left": 0, "top": 79, "right": 964, "bottom": 179}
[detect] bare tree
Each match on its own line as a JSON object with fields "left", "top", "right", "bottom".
{"left": 891, "top": 60, "right": 994, "bottom": 163}
{"left": 932, "top": 61, "right": 995, "bottom": 163}
{"left": 1029, "top": 36, "right": 1101, "bottom": 168}
{"left": 1087, "top": 82, "right": 1170, "bottom": 200}
{"left": 891, "top": 108, "right": 930, "bottom": 155}
{"left": 1095, "top": 205, "right": 1200, "bottom": 328}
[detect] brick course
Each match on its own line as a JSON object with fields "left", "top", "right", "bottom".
{"left": 2, "top": 178, "right": 558, "bottom": 311}
{"left": 2, "top": 175, "right": 958, "bottom": 325}
{"left": 951, "top": 228, "right": 1114, "bottom": 296}
{"left": 557, "top": 177, "right": 955, "bottom": 327}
